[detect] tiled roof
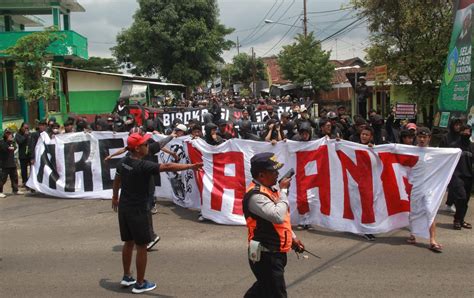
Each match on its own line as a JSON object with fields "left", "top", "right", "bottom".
{"left": 262, "top": 56, "right": 289, "bottom": 85}
{"left": 263, "top": 56, "right": 374, "bottom": 85}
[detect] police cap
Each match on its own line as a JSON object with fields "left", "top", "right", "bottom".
{"left": 250, "top": 152, "right": 284, "bottom": 173}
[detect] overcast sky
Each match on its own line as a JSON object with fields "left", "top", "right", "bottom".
{"left": 40, "top": 0, "right": 370, "bottom": 62}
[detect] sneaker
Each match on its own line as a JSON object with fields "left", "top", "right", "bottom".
{"left": 198, "top": 215, "right": 205, "bottom": 222}
{"left": 363, "top": 234, "right": 376, "bottom": 241}
{"left": 0, "top": 193, "right": 6, "bottom": 198}
{"left": 14, "top": 190, "right": 26, "bottom": 195}
{"left": 120, "top": 275, "right": 136, "bottom": 287}
{"left": 147, "top": 235, "right": 160, "bottom": 251}
{"left": 151, "top": 205, "right": 158, "bottom": 215}
{"left": 132, "top": 280, "right": 156, "bottom": 294}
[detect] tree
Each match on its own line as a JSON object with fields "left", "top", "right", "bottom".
{"left": 71, "top": 56, "right": 121, "bottom": 73}
{"left": 352, "top": 0, "right": 453, "bottom": 125}
{"left": 227, "top": 53, "right": 266, "bottom": 88}
{"left": 112, "top": 0, "right": 234, "bottom": 89}
{"left": 3, "top": 28, "right": 61, "bottom": 102}
{"left": 278, "top": 33, "right": 334, "bottom": 96}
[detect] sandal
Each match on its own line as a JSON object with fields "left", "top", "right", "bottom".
{"left": 462, "top": 222, "right": 472, "bottom": 229}
{"left": 429, "top": 243, "right": 443, "bottom": 253}
{"left": 453, "top": 221, "right": 462, "bottom": 230}
{"left": 406, "top": 235, "right": 416, "bottom": 244}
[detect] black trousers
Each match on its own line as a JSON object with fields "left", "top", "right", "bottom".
{"left": 453, "top": 176, "right": 473, "bottom": 223}
{"left": 245, "top": 252, "right": 287, "bottom": 298}
{"left": 358, "top": 100, "right": 367, "bottom": 119}
{"left": 0, "top": 167, "right": 19, "bottom": 193}
{"left": 19, "top": 159, "right": 30, "bottom": 185}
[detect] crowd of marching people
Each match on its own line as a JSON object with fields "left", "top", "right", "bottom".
{"left": 1, "top": 95, "right": 472, "bottom": 245}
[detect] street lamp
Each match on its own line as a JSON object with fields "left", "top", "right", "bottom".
{"left": 264, "top": 19, "right": 304, "bottom": 29}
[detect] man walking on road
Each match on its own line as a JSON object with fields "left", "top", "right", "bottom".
{"left": 112, "top": 132, "right": 202, "bottom": 294}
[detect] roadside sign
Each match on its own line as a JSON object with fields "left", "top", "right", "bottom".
{"left": 395, "top": 103, "right": 417, "bottom": 119}
{"left": 374, "top": 65, "right": 387, "bottom": 83}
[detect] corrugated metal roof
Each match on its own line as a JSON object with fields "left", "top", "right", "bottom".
{"left": 54, "top": 66, "right": 185, "bottom": 88}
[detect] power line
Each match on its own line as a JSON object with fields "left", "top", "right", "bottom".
{"left": 232, "top": 14, "right": 301, "bottom": 35}
{"left": 239, "top": 0, "right": 281, "bottom": 44}
{"left": 307, "top": 6, "right": 354, "bottom": 14}
{"left": 313, "top": 10, "right": 354, "bottom": 38}
{"left": 241, "top": 0, "right": 297, "bottom": 47}
{"left": 241, "top": 13, "right": 300, "bottom": 47}
{"left": 321, "top": 17, "right": 366, "bottom": 43}
{"left": 261, "top": 15, "right": 301, "bottom": 57}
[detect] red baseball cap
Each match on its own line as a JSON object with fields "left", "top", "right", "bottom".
{"left": 127, "top": 133, "right": 151, "bottom": 150}
{"left": 406, "top": 123, "right": 417, "bottom": 131}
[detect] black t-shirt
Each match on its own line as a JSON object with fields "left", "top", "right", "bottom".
{"left": 116, "top": 156, "right": 161, "bottom": 209}
{"left": 0, "top": 140, "right": 17, "bottom": 168}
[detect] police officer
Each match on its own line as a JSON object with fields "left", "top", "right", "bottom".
{"left": 243, "top": 152, "right": 304, "bottom": 298}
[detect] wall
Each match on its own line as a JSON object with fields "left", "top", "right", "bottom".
{"left": 67, "top": 71, "right": 122, "bottom": 115}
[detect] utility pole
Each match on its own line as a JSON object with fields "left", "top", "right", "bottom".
{"left": 252, "top": 47, "right": 256, "bottom": 98}
{"left": 303, "top": 0, "right": 307, "bottom": 37}
{"left": 236, "top": 36, "right": 240, "bottom": 55}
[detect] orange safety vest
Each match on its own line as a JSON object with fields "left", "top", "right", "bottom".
{"left": 243, "top": 181, "right": 292, "bottom": 253}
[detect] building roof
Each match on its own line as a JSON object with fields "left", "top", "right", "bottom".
{"left": 262, "top": 56, "right": 289, "bottom": 85}
{"left": 12, "top": 15, "right": 44, "bottom": 27}
{"left": 54, "top": 66, "right": 185, "bottom": 88}
{"left": 0, "top": 0, "right": 85, "bottom": 15}
{"left": 330, "top": 57, "right": 366, "bottom": 68}
{"left": 263, "top": 56, "right": 373, "bottom": 86}
{"left": 124, "top": 80, "right": 186, "bottom": 89}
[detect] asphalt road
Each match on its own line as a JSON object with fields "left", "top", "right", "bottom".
{"left": 1, "top": 192, "right": 473, "bottom": 297}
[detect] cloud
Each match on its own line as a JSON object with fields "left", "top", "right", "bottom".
{"left": 52, "top": 0, "right": 369, "bottom": 60}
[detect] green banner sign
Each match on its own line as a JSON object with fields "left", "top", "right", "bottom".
{"left": 438, "top": 0, "right": 474, "bottom": 126}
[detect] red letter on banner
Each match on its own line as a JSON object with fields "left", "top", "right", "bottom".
{"left": 211, "top": 152, "right": 246, "bottom": 215}
{"left": 378, "top": 153, "right": 418, "bottom": 215}
{"left": 186, "top": 143, "right": 204, "bottom": 203}
{"left": 337, "top": 150, "right": 375, "bottom": 223}
{"left": 296, "top": 145, "right": 331, "bottom": 215}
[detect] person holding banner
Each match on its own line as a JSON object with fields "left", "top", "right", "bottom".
{"left": 243, "top": 152, "right": 304, "bottom": 298}
{"left": 112, "top": 132, "right": 203, "bottom": 293}
{"left": 407, "top": 127, "right": 443, "bottom": 253}
{"left": 0, "top": 129, "right": 24, "bottom": 197}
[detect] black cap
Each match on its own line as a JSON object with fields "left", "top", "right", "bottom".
{"left": 217, "top": 119, "right": 228, "bottom": 126}
{"left": 416, "top": 127, "right": 431, "bottom": 136}
{"left": 250, "top": 152, "right": 284, "bottom": 172}
{"left": 38, "top": 119, "right": 48, "bottom": 125}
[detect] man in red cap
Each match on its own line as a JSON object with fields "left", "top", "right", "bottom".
{"left": 112, "top": 133, "right": 202, "bottom": 294}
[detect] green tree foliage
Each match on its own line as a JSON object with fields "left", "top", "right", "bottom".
{"left": 3, "top": 28, "right": 61, "bottom": 102}
{"left": 112, "top": 0, "right": 234, "bottom": 87}
{"left": 278, "top": 33, "right": 333, "bottom": 95}
{"left": 71, "top": 56, "right": 121, "bottom": 73}
{"left": 352, "top": 0, "right": 453, "bottom": 123}
{"left": 226, "top": 53, "right": 266, "bottom": 88}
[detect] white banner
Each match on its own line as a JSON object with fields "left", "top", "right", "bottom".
{"left": 187, "top": 138, "right": 461, "bottom": 239}
{"left": 26, "top": 132, "right": 198, "bottom": 207}
{"left": 27, "top": 133, "right": 461, "bottom": 239}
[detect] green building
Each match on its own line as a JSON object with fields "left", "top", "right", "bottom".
{"left": 55, "top": 66, "right": 185, "bottom": 123}
{"left": 0, "top": 0, "right": 88, "bottom": 131}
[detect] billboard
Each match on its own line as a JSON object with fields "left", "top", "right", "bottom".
{"left": 438, "top": 0, "right": 474, "bottom": 127}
